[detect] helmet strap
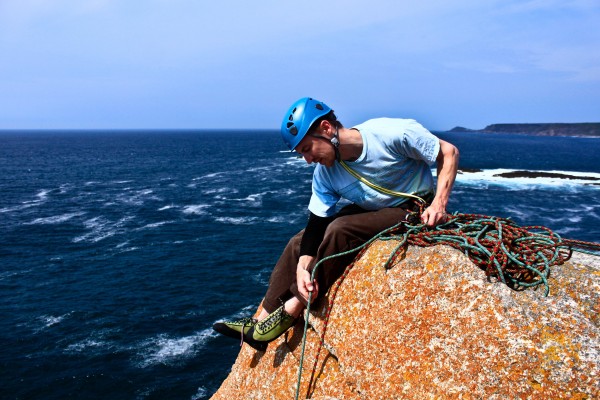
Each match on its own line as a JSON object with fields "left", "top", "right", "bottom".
{"left": 310, "top": 126, "right": 341, "bottom": 161}
{"left": 331, "top": 126, "right": 341, "bottom": 161}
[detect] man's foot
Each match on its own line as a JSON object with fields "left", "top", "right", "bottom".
{"left": 244, "top": 306, "right": 296, "bottom": 351}
{"left": 213, "top": 317, "right": 258, "bottom": 343}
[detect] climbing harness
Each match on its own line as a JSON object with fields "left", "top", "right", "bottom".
{"left": 293, "top": 211, "right": 598, "bottom": 400}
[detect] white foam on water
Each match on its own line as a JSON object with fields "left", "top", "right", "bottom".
{"left": 182, "top": 204, "right": 210, "bottom": 215}
{"left": 135, "top": 220, "right": 176, "bottom": 231}
{"left": 3, "top": 189, "right": 52, "bottom": 213}
{"left": 116, "top": 189, "right": 162, "bottom": 206}
{"left": 115, "top": 245, "right": 140, "bottom": 254}
{"left": 456, "top": 168, "right": 600, "bottom": 188}
{"left": 202, "top": 187, "right": 238, "bottom": 195}
{"left": 191, "top": 386, "right": 208, "bottom": 400}
{"left": 58, "top": 183, "right": 72, "bottom": 194}
{"left": 114, "top": 241, "right": 139, "bottom": 253}
{"left": 34, "top": 189, "right": 51, "bottom": 202}
{"left": 25, "top": 212, "right": 86, "bottom": 225}
{"left": 501, "top": 206, "right": 530, "bottom": 221}
{"left": 245, "top": 165, "right": 278, "bottom": 173}
{"left": 34, "top": 313, "right": 72, "bottom": 332}
{"left": 192, "top": 172, "right": 227, "bottom": 181}
{"left": 214, "top": 216, "right": 259, "bottom": 225}
{"left": 73, "top": 216, "right": 135, "bottom": 243}
{"left": 0, "top": 270, "right": 27, "bottom": 280}
{"left": 279, "top": 188, "right": 295, "bottom": 196}
{"left": 64, "top": 329, "right": 118, "bottom": 354}
{"left": 266, "top": 216, "right": 287, "bottom": 223}
{"left": 284, "top": 158, "right": 312, "bottom": 167}
{"left": 0, "top": 203, "right": 38, "bottom": 213}
{"left": 65, "top": 338, "right": 114, "bottom": 354}
{"left": 237, "top": 193, "right": 264, "bottom": 207}
{"left": 158, "top": 204, "right": 176, "bottom": 211}
{"left": 136, "top": 328, "right": 216, "bottom": 368}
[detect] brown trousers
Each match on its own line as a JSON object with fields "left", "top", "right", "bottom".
{"left": 262, "top": 204, "right": 414, "bottom": 313}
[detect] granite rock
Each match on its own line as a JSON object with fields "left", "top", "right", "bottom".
{"left": 211, "top": 242, "right": 600, "bottom": 399}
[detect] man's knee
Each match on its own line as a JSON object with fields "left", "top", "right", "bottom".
{"left": 324, "top": 216, "right": 355, "bottom": 240}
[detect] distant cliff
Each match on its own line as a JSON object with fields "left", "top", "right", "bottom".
{"left": 211, "top": 243, "right": 600, "bottom": 399}
{"left": 449, "top": 123, "right": 600, "bottom": 137}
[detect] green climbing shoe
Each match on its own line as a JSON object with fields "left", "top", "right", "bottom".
{"left": 244, "top": 306, "right": 296, "bottom": 351}
{"left": 213, "top": 317, "right": 258, "bottom": 341}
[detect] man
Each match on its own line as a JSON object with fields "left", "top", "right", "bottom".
{"left": 213, "top": 97, "right": 459, "bottom": 351}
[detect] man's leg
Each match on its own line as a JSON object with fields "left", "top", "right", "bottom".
{"left": 290, "top": 205, "right": 411, "bottom": 306}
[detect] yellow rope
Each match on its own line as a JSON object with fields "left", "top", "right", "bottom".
{"left": 338, "top": 160, "right": 426, "bottom": 203}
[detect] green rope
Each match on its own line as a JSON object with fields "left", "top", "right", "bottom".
{"left": 292, "top": 212, "right": 597, "bottom": 400}
{"left": 294, "top": 221, "right": 404, "bottom": 399}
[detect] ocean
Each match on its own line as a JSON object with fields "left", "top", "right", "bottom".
{"left": 1, "top": 129, "right": 599, "bottom": 399}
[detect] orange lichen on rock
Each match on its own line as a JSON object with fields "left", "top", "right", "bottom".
{"left": 211, "top": 243, "right": 600, "bottom": 399}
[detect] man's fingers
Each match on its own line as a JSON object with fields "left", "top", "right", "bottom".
{"left": 421, "top": 209, "right": 448, "bottom": 226}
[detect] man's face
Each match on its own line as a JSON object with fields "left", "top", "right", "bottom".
{"left": 295, "top": 135, "right": 335, "bottom": 167}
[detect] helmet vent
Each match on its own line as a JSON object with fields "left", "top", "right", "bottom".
{"left": 287, "top": 123, "right": 298, "bottom": 135}
{"left": 315, "top": 104, "right": 324, "bottom": 110}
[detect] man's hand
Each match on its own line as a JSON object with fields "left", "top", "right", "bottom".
{"left": 297, "top": 255, "right": 318, "bottom": 300}
{"left": 421, "top": 203, "right": 448, "bottom": 227}
{"left": 421, "top": 139, "right": 459, "bottom": 227}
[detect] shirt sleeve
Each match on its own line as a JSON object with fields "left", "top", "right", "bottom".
{"left": 300, "top": 212, "right": 335, "bottom": 257}
{"left": 307, "top": 166, "right": 341, "bottom": 217}
{"left": 396, "top": 120, "right": 440, "bottom": 166}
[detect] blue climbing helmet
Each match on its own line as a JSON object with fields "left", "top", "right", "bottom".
{"left": 280, "top": 97, "right": 332, "bottom": 151}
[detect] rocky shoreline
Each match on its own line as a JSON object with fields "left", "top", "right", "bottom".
{"left": 449, "top": 123, "right": 600, "bottom": 137}
{"left": 457, "top": 168, "right": 600, "bottom": 186}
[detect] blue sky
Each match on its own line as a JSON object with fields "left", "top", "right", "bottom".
{"left": 0, "top": 0, "right": 598, "bottom": 130}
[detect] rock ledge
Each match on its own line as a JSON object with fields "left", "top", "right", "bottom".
{"left": 211, "top": 242, "right": 600, "bottom": 399}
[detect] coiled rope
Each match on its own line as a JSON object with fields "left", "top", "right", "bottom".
{"left": 293, "top": 212, "right": 599, "bottom": 400}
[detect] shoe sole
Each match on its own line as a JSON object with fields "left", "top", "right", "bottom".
{"left": 213, "top": 322, "right": 252, "bottom": 341}
{"left": 242, "top": 329, "right": 269, "bottom": 352}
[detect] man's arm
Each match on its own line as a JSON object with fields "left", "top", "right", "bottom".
{"left": 421, "top": 139, "right": 459, "bottom": 226}
{"left": 296, "top": 212, "right": 334, "bottom": 299}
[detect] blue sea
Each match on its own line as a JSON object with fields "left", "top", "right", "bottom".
{"left": 1, "top": 129, "right": 599, "bottom": 399}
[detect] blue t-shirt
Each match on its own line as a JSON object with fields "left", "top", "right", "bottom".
{"left": 308, "top": 118, "right": 440, "bottom": 217}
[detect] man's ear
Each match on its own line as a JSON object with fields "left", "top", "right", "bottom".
{"left": 319, "top": 119, "right": 333, "bottom": 137}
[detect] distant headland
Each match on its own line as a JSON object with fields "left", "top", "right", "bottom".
{"left": 448, "top": 123, "right": 600, "bottom": 137}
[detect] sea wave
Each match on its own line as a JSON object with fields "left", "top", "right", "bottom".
{"left": 0, "top": 203, "right": 40, "bottom": 213}
{"left": 1, "top": 189, "right": 52, "bottom": 213}
{"left": 73, "top": 216, "right": 135, "bottom": 243}
{"left": 135, "top": 220, "right": 176, "bottom": 231}
{"left": 34, "top": 313, "right": 73, "bottom": 332}
{"left": 65, "top": 338, "right": 113, "bottom": 354}
{"left": 191, "top": 387, "right": 208, "bottom": 400}
{"left": 136, "top": 328, "right": 216, "bottom": 368}
{"left": 202, "top": 187, "right": 239, "bottom": 195}
{"left": 214, "top": 216, "right": 259, "bottom": 225}
{"left": 25, "top": 212, "right": 86, "bottom": 225}
{"left": 182, "top": 204, "right": 211, "bottom": 215}
{"left": 455, "top": 168, "right": 600, "bottom": 188}
{"left": 65, "top": 329, "right": 119, "bottom": 354}
{"left": 116, "top": 189, "right": 162, "bottom": 206}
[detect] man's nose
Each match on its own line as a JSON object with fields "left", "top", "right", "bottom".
{"left": 303, "top": 154, "right": 313, "bottom": 164}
